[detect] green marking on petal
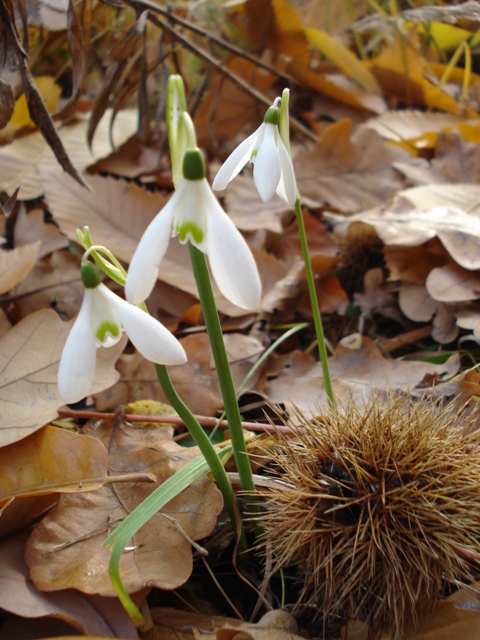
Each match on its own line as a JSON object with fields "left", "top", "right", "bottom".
{"left": 263, "top": 107, "right": 279, "bottom": 125}
{"left": 96, "top": 320, "right": 120, "bottom": 343}
{"left": 183, "top": 149, "right": 206, "bottom": 181}
{"left": 81, "top": 261, "right": 101, "bottom": 289}
{"left": 177, "top": 222, "right": 205, "bottom": 244}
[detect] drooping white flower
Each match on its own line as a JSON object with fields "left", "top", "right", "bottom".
{"left": 212, "top": 99, "right": 297, "bottom": 206}
{"left": 125, "top": 148, "right": 262, "bottom": 311}
{"left": 58, "top": 262, "right": 187, "bottom": 404}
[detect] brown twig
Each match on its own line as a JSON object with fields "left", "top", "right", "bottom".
{"left": 57, "top": 409, "right": 304, "bottom": 434}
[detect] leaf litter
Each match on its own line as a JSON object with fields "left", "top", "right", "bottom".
{"left": 3, "top": 0, "right": 480, "bottom": 637}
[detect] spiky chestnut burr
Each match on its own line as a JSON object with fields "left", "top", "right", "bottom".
{"left": 254, "top": 398, "right": 480, "bottom": 640}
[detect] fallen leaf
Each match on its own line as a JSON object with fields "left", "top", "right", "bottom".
{"left": 363, "top": 110, "right": 472, "bottom": 147}
{"left": 384, "top": 242, "right": 448, "bottom": 285}
{"left": 25, "top": 418, "right": 223, "bottom": 595}
{"left": 0, "top": 241, "right": 40, "bottom": 295}
{"left": 0, "top": 309, "right": 126, "bottom": 445}
{"left": 10, "top": 250, "right": 84, "bottom": 320}
{"left": 0, "top": 108, "right": 138, "bottom": 199}
{"left": 0, "top": 534, "right": 140, "bottom": 638}
{"left": 0, "top": 425, "right": 109, "bottom": 501}
{"left": 426, "top": 263, "right": 480, "bottom": 302}
{"left": 265, "top": 338, "right": 460, "bottom": 418}
{"left": 14, "top": 205, "right": 69, "bottom": 260}
{"left": 149, "top": 607, "right": 243, "bottom": 640}
{"left": 295, "top": 119, "right": 409, "bottom": 212}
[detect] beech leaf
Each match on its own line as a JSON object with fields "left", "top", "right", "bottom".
{"left": 0, "top": 309, "right": 125, "bottom": 445}
{"left": 0, "top": 425, "right": 109, "bottom": 501}
{"left": 25, "top": 419, "right": 223, "bottom": 595}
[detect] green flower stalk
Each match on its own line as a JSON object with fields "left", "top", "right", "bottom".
{"left": 213, "top": 88, "right": 336, "bottom": 411}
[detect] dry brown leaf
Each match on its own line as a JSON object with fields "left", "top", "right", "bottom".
{"left": 0, "top": 109, "right": 138, "bottom": 199}
{"left": 0, "top": 241, "right": 40, "bottom": 295}
{"left": 25, "top": 418, "right": 223, "bottom": 595}
{"left": 0, "top": 535, "right": 140, "bottom": 639}
{"left": 295, "top": 119, "right": 408, "bottom": 212}
{"left": 222, "top": 174, "right": 288, "bottom": 233}
{"left": 331, "top": 191, "right": 480, "bottom": 271}
{"left": 195, "top": 56, "right": 276, "bottom": 149}
{"left": 354, "top": 268, "right": 405, "bottom": 325}
{"left": 42, "top": 172, "right": 166, "bottom": 264}
{"left": 149, "top": 607, "right": 243, "bottom": 640}
{"left": 395, "top": 132, "right": 480, "bottom": 186}
{"left": 14, "top": 206, "right": 69, "bottom": 260}
{"left": 10, "top": 250, "right": 84, "bottom": 320}
{"left": 217, "top": 609, "right": 301, "bottom": 639}
{"left": 342, "top": 583, "right": 480, "bottom": 639}
{"left": 367, "top": 30, "right": 470, "bottom": 114}
{"left": 363, "top": 110, "right": 471, "bottom": 144}
{"left": 384, "top": 242, "right": 448, "bottom": 285}
{"left": 0, "top": 309, "right": 125, "bottom": 445}
{"left": 0, "top": 425, "right": 109, "bottom": 500}
{"left": 426, "top": 263, "right": 480, "bottom": 302}
{"left": 100, "top": 332, "right": 265, "bottom": 416}
{"left": 266, "top": 338, "right": 459, "bottom": 418}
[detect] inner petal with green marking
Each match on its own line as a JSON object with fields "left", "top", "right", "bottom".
{"left": 176, "top": 221, "right": 205, "bottom": 245}
{"left": 96, "top": 320, "right": 121, "bottom": 344}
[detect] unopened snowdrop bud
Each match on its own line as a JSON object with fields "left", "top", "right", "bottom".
{"left": 126, "top": 147, "right": 262, "bottom": 311}
{"left": 212, "top": 95, "right": 297, "bottom": 206}
{"left": 58, "top": 261, "right": 187, "bottom": 404}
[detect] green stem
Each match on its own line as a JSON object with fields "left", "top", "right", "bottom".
{"left": 188, "top": 244, "right": 255, "bottom": 493}
{"left": 154, "top": 363, "right": 245, "bottom": 547}
{"left": 294, "top": 197, "right": 336, "bottom": 412}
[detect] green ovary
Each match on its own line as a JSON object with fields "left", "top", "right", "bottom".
{"left": 96, "top": 321, "right": 120, "bottom": 343}
{"left": 177, "top": 222, "right": 205, "bottom": 244}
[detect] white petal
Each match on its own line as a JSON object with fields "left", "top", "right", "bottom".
{"left": 172, "top": 180, "right": 209, "bottom": 253}
{"left": 58, "top": 290, "right": 97, "bottom": 404}
{"left": 90, "top": 285, "right": 123, "bottom": 347}
{"left": 203, "top": 186, "right": 262, "bottom": 310}
{"left": 125, "top": 187, "right": 179, "bottom": 305}
{"left": 253, "top": 124, "right": 281, "bottom": 202}
{"left": 276, "top": 136, "right": 297, "bottom": 206}
{"left": 212, "top": 127, "right": 261, "bottom": 191}
{"left": 102, "top": 287, "right": 187, "bottom": 365}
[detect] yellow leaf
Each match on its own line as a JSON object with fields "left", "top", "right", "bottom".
{"left": 8, "top": 76, "right": 61, "bottom": 129}
{"left": 305, "top": 28, "right": 381, "bottom": 94}
{"left": 409, "top": 21, "right": 472, "bottom": 52}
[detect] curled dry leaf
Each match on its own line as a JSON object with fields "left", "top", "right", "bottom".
{"left": 25, "top": 418, "right": 223, "bottom": 595}
{"left": 0, "top": 309, "right": 126, "bottom": 445}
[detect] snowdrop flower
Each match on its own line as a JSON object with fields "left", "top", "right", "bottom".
{"left": 212, "top": 94, "right": 297, "bottom": 206}
{"left": 58, "top": 261, "right": 187, "bottom": 404}
{"left": 126, "top": 148, "right": 261, "bottom": 311}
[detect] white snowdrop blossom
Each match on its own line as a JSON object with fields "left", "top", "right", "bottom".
{"left": 58, "top": 262, "right": 187, "bottom": 404}
{"left": 212, "top": 101, "right": 297, "bottom": 206}
{"left": 126, "top": 148, "right": 262, "bottom": 311}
